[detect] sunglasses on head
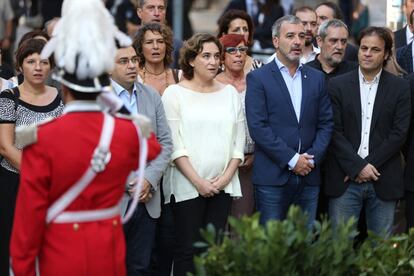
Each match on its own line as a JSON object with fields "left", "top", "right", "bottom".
{"left": 225, "top": 46, "right": 249, "bottom": 54}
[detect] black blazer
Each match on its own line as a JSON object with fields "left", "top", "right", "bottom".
{"left": 396, "top": 42, "right": 413, "bottom": 74}
{"left": 404, "top": 73, "right": 414, "bottom": 191}
{"left": 344, "top": 43, "right": 358, "bottom": 62}
{"left": 394, "top": 26, "right": 408, "bottom": 50}
{"left": 324, "top": 69, "right": 411, "bottom": 200}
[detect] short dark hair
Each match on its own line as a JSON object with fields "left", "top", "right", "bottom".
{"left": 15, "top": 38, "right": 54, "bottom": 71}
{"left": 18, "top": 30, "right": 50, "bottom": 48}
{"left": 293, "top": 6, "right": 315, "bottom": 16}
{"left": 217, "top": 9, "right": 254, "bottom": 46}
{"left": 315, "top": 2, "right": 343, "bottom": 20}
{"left": 358, "top": 26, "right": 393, "bottom": 65}
{"left": 137, "top": 0, "right": 167, "bottom": 8}
{"left": 179, "top": 33, "right": 223, "bottom": 80}
{"left": 133, "top": 23, "right": 174, "bottom": 68}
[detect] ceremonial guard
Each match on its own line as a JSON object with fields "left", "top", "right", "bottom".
{"left": 9, "top": 0, "right": 161, "bottom": 275}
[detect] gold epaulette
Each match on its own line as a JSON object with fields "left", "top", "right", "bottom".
{"left": 15, "top": 117, "right": 55, "bottom": 148}
{"left": 115, "top": 113, "right": 152, "bottom": 138}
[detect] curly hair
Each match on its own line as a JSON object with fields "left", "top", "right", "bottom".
{"left": 133, "top": 23, "right": 174, "bottom": 68}
{"left": 179, "top": 33, "right": 223, "bottom": 80}
{"left": 217, "top": 9, "right": 254, "bottom": 46}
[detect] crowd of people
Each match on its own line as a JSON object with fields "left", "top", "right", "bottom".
{"left": 2, "top": 0, "right": 414, "bottom": 275}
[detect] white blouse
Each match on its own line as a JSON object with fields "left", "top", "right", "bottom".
{"left": 161, "top": 84, "right": 245, "bottom": 203}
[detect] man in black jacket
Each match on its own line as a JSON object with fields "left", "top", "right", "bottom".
{"left": 325, "top": 27, "right": 411, "bottom": 237}
{"left": 394, "top": 0, "right": 414, "bottom": 49}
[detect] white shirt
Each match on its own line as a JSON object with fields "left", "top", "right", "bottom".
{"left": 300, "top": 45, "right": 320, "bottom": 64}
{"left": 407, "top": 25, "right": 414, "bottom": 45}
{"left": 161, "top": 84, "right": 245, "bottom": 203}
{"left": 111, "top": 79, "right": 138, "bottom": 115}
{"left": 274, "top": 55, "right": 305, "bottom": 169}
{"left": 357, "top": 68, "right": 381, "bottom": 159}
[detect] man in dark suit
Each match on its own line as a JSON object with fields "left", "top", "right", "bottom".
{"left": 397, "top": 9, "right": 414, "bottom": 74}
{"left": 326, "top": 27, "right": 411, "bottom": 236}
{"left": 394, "top": 0, "right": 414, "bottom": 49}
{"left": 404, "top": 73, "right": 414, "bottom": 230}
{"left": 245, "top": 15, "right": 333, "bottom": 228}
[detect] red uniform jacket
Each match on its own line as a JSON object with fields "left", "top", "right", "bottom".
{"left": 10, "top": 111, "right": 160, "bottom": 276}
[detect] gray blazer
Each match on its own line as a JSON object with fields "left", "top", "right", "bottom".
{"left": 135, "top": 82, "right": 172, "bottom": 218}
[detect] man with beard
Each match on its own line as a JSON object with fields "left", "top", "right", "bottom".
{"left": 245, "top": 15, "right": 333, "bottom": 228}
{"left": 294, "top": 6, "right": 320, "bottom": 64}
{"left": 315, "top": 1, "right": 358, "bottom": 62}
{"left": 307, "top": 19, "right": 357, "bottom": 82}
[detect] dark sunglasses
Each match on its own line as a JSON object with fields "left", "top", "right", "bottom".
{"left": 225, "top": 46, "right": 249, "bottom": 54}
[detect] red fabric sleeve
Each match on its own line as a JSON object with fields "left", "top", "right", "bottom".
{"left": 10, "top": 142, "right": 51, "bottom": 276}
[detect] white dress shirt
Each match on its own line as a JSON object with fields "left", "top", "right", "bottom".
{"left": 407, "top": 25, "right": 414, "bottom": 45}
{"left": 111, "top": 80, "right": 138, "bottom": 115}
{"left": 274, "top": 55, "right": 305, "bottom": 169}
{"left": 357, "top": 68, "right": 381, "bottom": 159}
{"left": 300, "top": 45, "right": 320, "bottom": 64}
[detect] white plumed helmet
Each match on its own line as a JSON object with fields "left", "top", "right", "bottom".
{"left": 41, "top": 0, "right": 132, "bottom": 93}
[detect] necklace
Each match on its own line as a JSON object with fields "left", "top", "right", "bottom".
{"left": 144, "top": 66, "right": 165, "bottom": 76}
{"left": 141, "top": 67, "right": 170, "bottom": 93}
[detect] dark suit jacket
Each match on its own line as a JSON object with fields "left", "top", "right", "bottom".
{"left": 344, "top": 43, "right": 358, "bottom": 62}
{"left": 396, "top": 42, "right": 413, "bottom": 74}
{"left": 325, "top": 69, "right": 411, "bottom": 200}
{"left": 245, "top": 60, "right": 333, "bottom": 187}
{"left": 404, "top": 73, "right": 414, "bottom": 192}
{"left": 223, "top": 0, "right": 247, "bottom": 13}
{"left": 394, "top": 26, "right": 407, "bottom": 50}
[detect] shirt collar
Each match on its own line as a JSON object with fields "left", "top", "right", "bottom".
{"left": 110, "top": 79, "right": 137, "bottom": 96}
{"left": 63, "top": 101, "right": 103, "bottom": 114}
{"left": 358, "top": 67, "right": 382, "bottom": 85}
{"left": 407, "top": 26, "right": 414, "bottom": 43}
{"left": 274, "top": 53, "right": 303, "bottom": 72}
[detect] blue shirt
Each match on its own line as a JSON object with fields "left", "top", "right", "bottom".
{"left": 274, "top": 55, "right": 304, "bottom": 169}
{"left": 111, "top": 80, "right": 138, "bottom": 115}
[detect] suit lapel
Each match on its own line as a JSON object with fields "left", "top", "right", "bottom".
{"left": 351, "top": 70, "right": 362, "bottom": 135}
{"left": 269, "top": 61, "right": 298, "bottom": 123}
{"left": 370, "top": 71, "right": 388, "bottom": 132}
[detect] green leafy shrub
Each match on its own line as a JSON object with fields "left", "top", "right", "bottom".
{"left": 191, "top": 206, "right": 414, "bottom": 276}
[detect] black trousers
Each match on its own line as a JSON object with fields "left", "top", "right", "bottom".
{"left": 172, "top": 192, "right": 232, "bottom": 276}
{"left": 0, "top": 167, "right": 19, "bottom": 276}
{"left": 123, "top": 203, "right": 157, "bottom": 276}
{"left": 405, "top": 191, "right": 414, "bottom": 231}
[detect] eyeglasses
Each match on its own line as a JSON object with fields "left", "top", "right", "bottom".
{"left": 225, "top": 46, "right": 249, "bottom": 54}
{"left": 117, "top": 57, "right": 139, "bottom": 66}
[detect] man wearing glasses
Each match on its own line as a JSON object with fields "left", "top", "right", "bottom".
{"left": 110, "top": 45, "right": 172, "bottom": 276}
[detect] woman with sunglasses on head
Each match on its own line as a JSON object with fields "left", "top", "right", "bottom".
{"left": 161, "top": 33, "right": 245, "bottom": 276}
{"left": 133, "top": 23, "right": 181, "bottom": 96}
{"left": 217, "top": 9, "right": 262, "bottom": 74}
{"left": 216, "top": 34, "right": 255, "bottom": 219}
{"left": 0, "top": 38, "right": 63, "bottom": 276}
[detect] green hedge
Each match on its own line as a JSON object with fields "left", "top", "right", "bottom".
{"left": 192, "top": 206, "right": 414, "bottom": 276}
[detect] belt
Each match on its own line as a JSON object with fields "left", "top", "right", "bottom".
{"left": 52, "top": 205, "right": 120, "bottom": 223}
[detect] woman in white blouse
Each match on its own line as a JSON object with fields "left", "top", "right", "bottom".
{"left": 162, "top": 33, "right": 245, "bottom": 276}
